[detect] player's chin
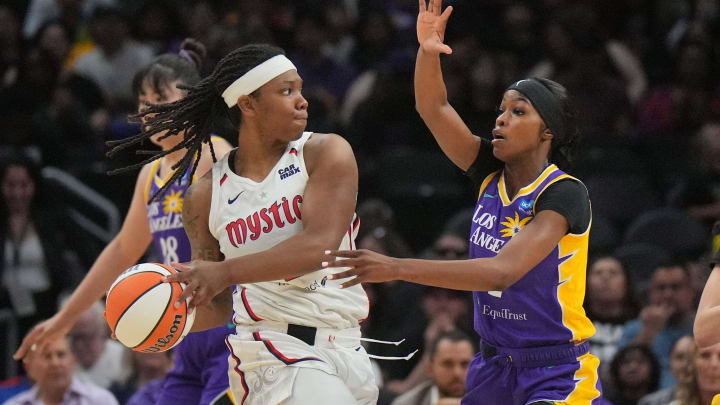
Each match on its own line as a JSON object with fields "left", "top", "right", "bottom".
{"left": 293, "top": 119, "right": 307, "bottom": 132}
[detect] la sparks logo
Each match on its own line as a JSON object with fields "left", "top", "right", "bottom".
{"left": 499, "top": 211, "right": 531, "bottom": 238}
{"left": 162, "top": 190, "right": 183, "bottom": 214}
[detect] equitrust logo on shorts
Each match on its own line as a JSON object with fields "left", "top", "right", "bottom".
{"left": 481, "top": 304, "right": 528, "bottom": 321}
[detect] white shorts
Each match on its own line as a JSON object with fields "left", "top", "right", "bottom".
{"left": 226, "top": 324, "right": 378, "bottom": 405}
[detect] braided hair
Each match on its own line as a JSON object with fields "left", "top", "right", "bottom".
{"left": 107, "top": 43, "right": 284, "bottom": 201}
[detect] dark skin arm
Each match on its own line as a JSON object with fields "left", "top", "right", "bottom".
{"left": 165, "top": 133, "right": 358, "bottom": 309}
{"left": 174, "top": 170, "right": 233, "bottom": 332}
{"left": 324, "top": 209, "right": 569, "bottom": 291}
{"left": 415, "top": 0, "right": 482, "bottom": 171}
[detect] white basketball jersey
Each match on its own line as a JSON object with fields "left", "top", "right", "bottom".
{"left": 208, "top": 132, "right": 368, "bottom": 329}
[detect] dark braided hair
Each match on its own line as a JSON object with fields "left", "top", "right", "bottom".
{"left": 107, "top": 43, "right": 284, "bottom": 201}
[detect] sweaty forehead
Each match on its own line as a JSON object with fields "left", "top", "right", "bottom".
{"left": 266, "top": 69, "right": 301, "bottom": 85}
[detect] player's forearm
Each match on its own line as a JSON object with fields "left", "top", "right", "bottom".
{"left": 190, "top": 288, "right": 233, "bottom": 332}
{"left": 395, "top": 257, "right": 511, "bottom": 291}
{"left": 223, "top": 232, "right": 339, "bottom": 285}
{"left": 414, "top": 47, "right": 449, "bottom": 115}
{"left": 59, "top": 237, "right": 146, "bottom": 323}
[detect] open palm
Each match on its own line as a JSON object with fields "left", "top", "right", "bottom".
{"left": 417, "top": 0, "right": 453, "bottom": 54}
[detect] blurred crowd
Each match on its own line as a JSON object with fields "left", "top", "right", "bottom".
{"left": 1, "top": 0, "right": 720, "bottom": 404}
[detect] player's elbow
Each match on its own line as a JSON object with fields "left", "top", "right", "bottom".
{"left": 486, "top": 262, "right": 516, "bottom": 291}
{"left": 694, "top": 318, "right": 717, "bottom": 349}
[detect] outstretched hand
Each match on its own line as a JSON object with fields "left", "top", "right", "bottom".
{"left": 13, "top": 313, "right": 72, "bottom": 360}
{"left": 165, "top": 261, "right": 228, "bottom": 309}
{"left": 323, "top": 249, "right": 402, "bottom": 289}
{"left": 417, "top": 0, "right": 453, "bottom": 54}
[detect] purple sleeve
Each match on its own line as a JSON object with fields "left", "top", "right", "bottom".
{"left": 127, "top": 379, "right": 166, "bottom": 405}
{"left": 155, "top": 326, "right": 231, "bottom": 405}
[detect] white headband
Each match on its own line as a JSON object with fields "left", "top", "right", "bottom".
{"left": 221, "top": 55, "right": 297, "bottom": 108}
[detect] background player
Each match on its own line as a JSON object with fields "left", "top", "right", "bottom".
{"left": 14, "top": 39, "right": 235, "bottom": 405}
{"left": 323, "top": 1, "right": 603, "bottom": 404}
{"left": 134, "top": 43, "right": 378, "bottom": 405}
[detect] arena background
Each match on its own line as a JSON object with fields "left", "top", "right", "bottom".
{"left": 1, "top": 0, "right": 719, "bottom": 404}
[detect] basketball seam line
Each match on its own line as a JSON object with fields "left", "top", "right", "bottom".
{"left": 109, "top": 270, "right": 166, "bottom": 331}
{"left": 132, "top": 282, "right": 176, "bottom": 349}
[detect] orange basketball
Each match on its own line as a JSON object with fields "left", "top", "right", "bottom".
{"left": 105, "top": 263, "right": 195, "bottom": 352}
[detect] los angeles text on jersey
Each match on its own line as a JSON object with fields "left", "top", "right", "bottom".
{"left": 147, "top": 202, "right": 183, "bottom": 232}
{"left": 225, "top": 195, "right": 303, "bottom": 246}
{"left": 469, "top": 204, "right": 506, "bottom": 253}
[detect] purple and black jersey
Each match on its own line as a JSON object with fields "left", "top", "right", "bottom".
{"left": 145, "top": 159, "right": 193, "bottom": 265}
{"left": 470, "top": 164, "right": 595, "bottom": 348}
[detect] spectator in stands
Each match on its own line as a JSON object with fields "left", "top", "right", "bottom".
{"left": 618, "top": 263, "right": 696, "bottom": 388}
{"left": 390, "top": 330, "right": 474, "bottom": 405}
{"left": 635, "top": 40, "right": 719, "bottom": 141}
{"left": 585, "top": 255, "right": 640, "bottom": 387}
{"left": 22, "top": 0, "right": 116, "bottom": 40}
{"left": 68, "top": 302, "right": 131, "bottom": 389}
{"left": 669, "top": 339, "right": 720, "bottom": 405}
{"left": 607, "top": 344, "right": 661, "bottom": 405}
{"left": 3, "top": 335, "right": 118, "bottom": 405}
{"left": 423, "top": 209, "right": 473, "bottom": 261}
{"left": 638, "top": 335, "right": 695, "bottom": 405}
{"left": 0, "top": 5, "right": 22, "bottom": 89}
{"left": 0, "top": 374, "right": 31, "bottom": 405}
{"left": 669, "top": 122, "right": 720, "bottom": 226}
{"left": 0, "top": 155, "right": 83, "bottom": 366}
{"left": 33, "top": 21, "right": 71, "bottom": 70}
{"left": 110, "top": 350, "right": 174, "bottom": 405}
{"left": 72, "top": 6, "right": 154, "bottom": 111}
{"left": 133, "top": 1, "right": 183, "bottom": 55}
{"left": 288, "top": 13, "right": 357, "bottom": 119}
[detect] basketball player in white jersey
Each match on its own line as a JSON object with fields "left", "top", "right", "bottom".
{"left": 134, "top": 44, "right": 377, "bottom": 405}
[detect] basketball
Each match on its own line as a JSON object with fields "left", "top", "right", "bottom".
{"left": 105, "top": 263, "right": 195, "bottom": 353}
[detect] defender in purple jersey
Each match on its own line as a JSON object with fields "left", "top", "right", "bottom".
{"left": 323, "top": 1, "right": 606, "bottom": 404}
{"left": 14, "top": 40, "right": 234, "bottom": 405}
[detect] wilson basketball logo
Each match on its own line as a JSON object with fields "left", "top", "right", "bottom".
{"left": 143, "top": 314, "right": 184, "bottom": 352}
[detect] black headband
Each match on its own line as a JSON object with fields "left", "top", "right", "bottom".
{"left": 505, "top": 78, "right": 564, "bottom": 140}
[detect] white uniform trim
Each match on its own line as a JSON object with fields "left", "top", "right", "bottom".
{"left": 208, "top": 132, "right": 369, "bottom": 329}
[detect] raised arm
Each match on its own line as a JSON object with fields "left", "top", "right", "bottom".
{"left": 167, "top": 133, "right": 358, "bottom": 309}
{"left": 415, "top": 0, "right": 481, "bottom": 171}
{"left": 14, "top": 164, "right": 155, "bottom": 359}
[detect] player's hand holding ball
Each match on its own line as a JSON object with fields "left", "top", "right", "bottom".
{"left": 165, "top": 260, "right": 229, "bottom": 309}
